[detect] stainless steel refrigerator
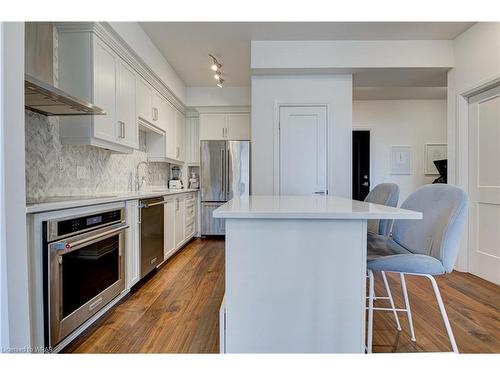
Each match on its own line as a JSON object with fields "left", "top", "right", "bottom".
{"left": 200, "top": 140, "right": 250, "bottom": 235}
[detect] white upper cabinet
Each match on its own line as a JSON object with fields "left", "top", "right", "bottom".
{"left": 199, "top": 113, "right": 226, "bottom": 140}
{"left": 199, "top": 113, "right": 250, "bottom": 141}
{"left": 226, "top": 113, "right": 251, "bottom": 140}
{"left": 93, "top": 38, "right": 117, "bottom": 143}
{"left": 57, "top": 28, "right": 136, "bottom": 153}
{"left": 136, "top": 77, "right": 154, "bottom": 125}
{"left": 186, "top": 116, "right": 200, "bottom": 165}
{"left": 165, "top": 102, "right": 176, "bottom": 160}
{"left": 57, "top": 22, "right": 187, "bottom": 155}
{"left": 152, "top": 90, "right": 168, "bottom": 131}
{"left": 117, "top": 61, "right": 138, "bottom": 149}
{"left": 175, "top": 110, "right": 185, "bottom": 161}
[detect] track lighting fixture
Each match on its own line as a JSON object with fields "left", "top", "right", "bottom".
{"left": 209, "top": 54, "right": 222, "bottom": 71}
{"left": 209, "top": 54, "right": 225, "bottom": 88}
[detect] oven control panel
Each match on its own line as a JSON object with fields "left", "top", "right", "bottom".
{"left": 57, "top": 209, "right": 122, "bottom": 237}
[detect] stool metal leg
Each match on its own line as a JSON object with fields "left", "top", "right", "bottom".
{"left": 400, "top": 273, "right": 416, "bottom": 342}
{"left": 425, "top": 274, "right": 459, "bottom": 353}
{"left": 367, "top": 269, "right": 375, "bottom": 353}
{"left": 381, "top": 271, "right": 401, "bottom": 331}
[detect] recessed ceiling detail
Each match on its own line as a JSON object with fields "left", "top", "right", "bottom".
{"left": 140, "top": 22, "right": 474, "bottom": 87}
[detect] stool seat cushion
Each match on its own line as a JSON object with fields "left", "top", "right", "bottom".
{"left": 367, "top": 234, "right": 446, "bottom": 275}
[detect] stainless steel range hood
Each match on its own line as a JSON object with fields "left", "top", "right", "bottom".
{"left": 25, "top": 74, "right": 106, "bottom": 116}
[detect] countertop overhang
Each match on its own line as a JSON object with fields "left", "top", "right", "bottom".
{"left": 213, "top": 195, "right": 422, "bottom": 220}
{"left": 26, "top": 189, "right": 199, "bottom": 214}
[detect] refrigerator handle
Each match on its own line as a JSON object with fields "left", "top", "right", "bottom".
{"left": 220, "top": 149, "right": 225, "bottom": 197}
{"left": 227, "top": 149, "right": 230, "bottom": 196}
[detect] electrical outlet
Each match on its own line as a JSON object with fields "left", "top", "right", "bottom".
{"left": 76, "top": 166, "right": 88, "bottom": 179}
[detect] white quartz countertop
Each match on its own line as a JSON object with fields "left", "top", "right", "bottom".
{"left": 26, "top": 188, "right": 199, "bottom": 214}
{"left": 213, "top": 195, "right": 422, "bottom": 220}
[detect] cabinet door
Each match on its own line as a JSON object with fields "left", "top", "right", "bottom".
{"left": 117, "top": 61, "right": 138, "bottom": 149}
{"left": 191, "top": 117, "right": 200, "bottom": 163}
{"left": 164, "top": 198, "right": 176, "bottom": 259}
{"left": 199, "top": 113, "right": 226, "bottom": 140}
{"left": 226, "top": 113, "right": 250, "bottom": 140}
{"left": 174, "top": 197, "right": 186, "bottom": 248}
{"left": 165, "top": 102, "right": 177, "bottom": 160}
{"left": 136, "top": 77, "right": 153, "bottom": 124}
{"left": 152, "top": 91, "right": 166, "bottom": 131}
{"left": 125, "top": 201, "right": 140, "bottom": 289}
{"left": 186, "top": 117, "right": 200, "bottom": 164}
{"left": 175, "top": 110, "right": 185, "bottom": 161}
{"left": 93, "top": 38, "right": 117, "bottom": 142}
{"left": 184, "top": 195, "right": 196, "bottom": 240}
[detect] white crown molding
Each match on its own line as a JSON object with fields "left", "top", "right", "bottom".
{"left": 55, "top": 22, "right": 186, "bottom": 114}
{"left": 194, "top": 106, "right": 251, "bottom": 114}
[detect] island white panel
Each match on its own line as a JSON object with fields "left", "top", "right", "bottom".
{"left": 224, "top": 218, "right": 367, "bottom": 353}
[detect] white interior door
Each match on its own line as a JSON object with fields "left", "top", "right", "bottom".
{"left": 468, "top": 85, "right": 500, "bottom": 285}
{"left": 279, "top": 106, "right": 327, "bottom": 195}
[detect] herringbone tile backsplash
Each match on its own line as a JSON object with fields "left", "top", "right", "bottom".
{"left": 25, "top": 111, "right": 170, "bottom": 201}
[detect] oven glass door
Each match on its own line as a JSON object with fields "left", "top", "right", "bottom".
{"left": 48, "top": 223, "right": 127, "bottom": 347}
{"left": 61, "top": 235, "right": 119, "bottom": 318}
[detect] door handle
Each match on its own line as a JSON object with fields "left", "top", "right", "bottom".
{"left": 314, "top": 191, "right": 326, "bottom": 195}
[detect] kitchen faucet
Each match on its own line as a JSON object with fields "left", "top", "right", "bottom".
{"left": 135, "top": 161, "right": 149, "bottom": 191}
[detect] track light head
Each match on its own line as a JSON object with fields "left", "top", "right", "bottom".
{"left": 209, "top": 54, "right": 221, "bottom": 71}
{"left": 217, "top": 78, "right": 224, "bottom": 88}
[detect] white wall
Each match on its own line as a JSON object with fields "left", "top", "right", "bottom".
{"left": 447, "top": 22, "right": 500, "bottom": 272}
{"left": 0, "top": 22, "right": 31, "bottom": 351}
{"left": 109, "top": 22, "right": 187, "bottom": 104}
{"left": 448, "top": 22, "right": 500, "bottom": 188}
{"left": 186, "top": 86, "right": 251, "bottom": 107}
{"left": 251, "top": 74, "right": 352, "bottom": 197}
{"left": 353, "top": 100, "right": 447, "bottom": 203}
{"left": 251, "top": 40, "right": 454, "bottom": 70}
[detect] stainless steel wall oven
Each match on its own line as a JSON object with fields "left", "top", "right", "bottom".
{"left": 43, "top": 208, "right": 128, "bottom": 348}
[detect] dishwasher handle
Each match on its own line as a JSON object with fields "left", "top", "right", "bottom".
{"left": 140, "top": 200, "right": 167, "bottom": 209}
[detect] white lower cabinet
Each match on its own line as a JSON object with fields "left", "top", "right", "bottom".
{"left": 163, "top": 192, "right": 198, "bottom": 263}
{"left": 174, "top": 196, "right": 186, "bottom": 248}
{"left": 164, "top": 197, "right": 176, "bottom": 260}
{"left": 125, "top": 200, "right": 141, "bottom": 289}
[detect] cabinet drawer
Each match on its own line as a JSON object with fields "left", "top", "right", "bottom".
{"left": 185, "top": 203, "right": 195, "bottom": 218}
{"left": 185, "top": 221, "right": 195, "bottom": 237}
{"left": 186, "top": 214, "right": 195, "bottom": 225}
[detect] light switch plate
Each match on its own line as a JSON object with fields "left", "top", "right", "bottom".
{"left": 76, "top": 166, "right": 87, "bottom": 179}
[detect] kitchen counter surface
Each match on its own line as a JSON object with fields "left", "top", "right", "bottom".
{"left": 213, "top": 195, "right": 422, "bottom": 220}
{"left": 26, "top": 188, "right": 199, "bottom": 214}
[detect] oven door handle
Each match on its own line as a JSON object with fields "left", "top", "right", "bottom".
{"left": 58, "top": 224, "right": 129, "bottom": 252}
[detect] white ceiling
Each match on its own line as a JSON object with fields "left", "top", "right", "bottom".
{"left": 140, "top": 22, "right": 474, "bottom": 87}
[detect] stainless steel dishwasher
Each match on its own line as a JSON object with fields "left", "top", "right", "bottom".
{"left": 139, "top": 197, "right": 165, "bottom": 278}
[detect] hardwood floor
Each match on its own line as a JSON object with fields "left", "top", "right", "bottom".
{"left": 64, "top": 238, "right": 500, "bottom": 354}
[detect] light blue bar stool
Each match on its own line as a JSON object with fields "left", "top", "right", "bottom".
{"left": 364, "top": 183, "right": 402, "bottom": 334}
{"left": 366, "top": 184, "right": 469, "bottom": 353}
{"left": 364, "top": 183, "right": 400, "bottom": 236}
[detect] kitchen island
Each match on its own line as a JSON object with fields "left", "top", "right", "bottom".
{"left": 213, "top": 195, "right": 422, "bottom": 353}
